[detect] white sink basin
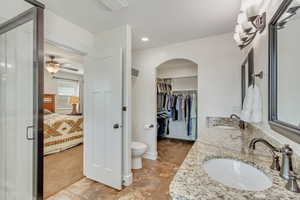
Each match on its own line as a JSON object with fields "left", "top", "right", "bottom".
{"left": 203, "top": 158, "right": 272, "bottom": 191}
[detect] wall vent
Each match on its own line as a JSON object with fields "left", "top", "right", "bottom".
{"left": 132, "top": 68, "right": 139, "bottom": 77}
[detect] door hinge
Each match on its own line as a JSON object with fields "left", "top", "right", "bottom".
{"left": 122, "top": 106, "right": 127, "bottom": 111}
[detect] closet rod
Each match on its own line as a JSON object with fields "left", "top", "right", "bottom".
{"left": 172, "top": 89, "right": 197, "bottom": 92}
{"left": 157, "top": 75, "right": 197, "bottom": 79}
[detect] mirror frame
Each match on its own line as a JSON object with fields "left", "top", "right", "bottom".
{"left": 269, "top": 0, "right": 300, "bottom": 143}
{"left": 241, "top": 48, "right": 254, "bottom": 107}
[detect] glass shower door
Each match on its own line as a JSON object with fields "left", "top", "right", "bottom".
{"left": 0, "top": 7, "right": 44, "bottom": 200}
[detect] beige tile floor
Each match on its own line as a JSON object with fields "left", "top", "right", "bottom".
{"left": 47, "top": 139, "right": 193, "bottom": 200}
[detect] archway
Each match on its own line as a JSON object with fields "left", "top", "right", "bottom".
{"left": 155, "top": 58, "right": 199, "bottom": 152}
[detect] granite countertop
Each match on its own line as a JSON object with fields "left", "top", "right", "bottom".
{"left": 169, "top": 125, "right": 300, "bottom": 200}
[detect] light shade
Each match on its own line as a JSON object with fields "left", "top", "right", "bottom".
{"left": 235, "top": 24, "right": 244, "bottom": 34}
{"left": 241, "top": 0, "right": 263, "bottom": 11}
{"left": 237, "top": 12, "right": 248, "bottom": 24}
{"left": 46, "top": 55, "right": 60, "bottom": 74}
{"left": 68, "top": 96, "right": 80, "bottom": 104}
{"left": 233, "top": 33, "right": 242, "bottom": 45}
{"left": 46, "top": 62, "right": 60, "bottom": 74}
{"left": 242, "top": 21, "right": 254, "bottom": 32}
{"left": 245, "top": 4, "right": 260, "bottom": 18}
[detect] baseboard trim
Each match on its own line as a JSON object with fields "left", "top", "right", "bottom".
{"left": 143, "top": 151, "right": 157, "bottom": 160}
{"left": 122, "top": 172, "right": 133, "bottom": 186}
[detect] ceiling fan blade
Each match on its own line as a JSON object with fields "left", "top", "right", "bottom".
{"left": 59, "top": 66, "right": 79, "bottom": 72}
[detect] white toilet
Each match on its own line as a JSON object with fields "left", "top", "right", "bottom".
{"left": 131, "top": 141, "right": 147, "bottom": 169}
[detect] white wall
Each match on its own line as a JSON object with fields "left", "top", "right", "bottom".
{"left": 0, "top": 0, "right": 94, "bottom": 54}
{"left": 92, "top": 25, "right": 133, "bottom": 185}
{"left": 132, "top": 33, "right": 243, "bottom": 159}
{"left": 241, "top": 0, "right": 300, "bottom": 155}
{"left": 45, "top": 10, "right": 94, "bottom": 54}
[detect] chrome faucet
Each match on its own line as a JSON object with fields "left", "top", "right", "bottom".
{"left": 249, "top": 138, "right": 299, "bottom": 192}
{"left": 230, "top": 114, "right": 240, "bottom": 120}
{"left": 280, "top": 144, "right": 294, "bottom": 180}
{"left": 249, "top": 138, "right": 281, "bottom": 171}
{"left": 230, "top": 114, "right": 245, "bottom": 129}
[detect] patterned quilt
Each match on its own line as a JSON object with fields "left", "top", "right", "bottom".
{"left": 44, "top": 113, "right": 83, "bottom": 155}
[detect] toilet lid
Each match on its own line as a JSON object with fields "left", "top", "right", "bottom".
{"left": 131, "top": 141, "right": 147, "bottom": 150}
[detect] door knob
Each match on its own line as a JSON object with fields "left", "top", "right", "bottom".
{"left": 113, "top": 124, "right": 120, "bottom": 129}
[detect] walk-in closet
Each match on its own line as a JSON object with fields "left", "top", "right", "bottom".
{"left": 156, "top": 59, "right": 198, "bottom": 141}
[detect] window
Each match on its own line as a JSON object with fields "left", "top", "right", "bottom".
{"left": 56, "top": 79, "right": 79, "bottom": 110}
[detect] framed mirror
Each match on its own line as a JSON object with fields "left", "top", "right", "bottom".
{"left": 241, "top": 49, "right": 254, "bottom": 106}
{"left": 269, "top": 0, "right": 300, "bottom": 142}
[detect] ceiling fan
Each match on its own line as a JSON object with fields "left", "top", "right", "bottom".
{"left": 46, "top": 55, "right": 79, "bottom": 74}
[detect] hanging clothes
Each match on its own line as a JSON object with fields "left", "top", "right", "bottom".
{"left": 157, "top": 111, "right": 169, "bottom": 137}
{"left": 185, "top": 95, "right": 192, "bottom": 136}
{"left": 157, "top": 79, "right": 172, "bottom": 112}
{"left": 191, "top": 93, "right": 197, "bottom": 118}
{"left": 176, "top": 95, "right": 184, "bottom": 121}
{"left": 172, "top": 95, "right": 178, "bottom": 120}
{"left": 157, "top": 78, "right": 197, "bottom": 139}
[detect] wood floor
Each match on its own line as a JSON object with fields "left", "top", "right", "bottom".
{"left": 46, "top": 139, "right": 193, "bottom": 200}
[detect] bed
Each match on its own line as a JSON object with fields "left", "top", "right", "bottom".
{"left": 43, "top": 94, "right": 84, "bottom": 155}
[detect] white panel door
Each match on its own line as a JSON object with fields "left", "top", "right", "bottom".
{"left": 84, "top": 48, "right": 123, "bottom": 190}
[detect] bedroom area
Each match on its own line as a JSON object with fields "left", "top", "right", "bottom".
{"left": 43, "top": 41, "right": 85, "bottom": 199}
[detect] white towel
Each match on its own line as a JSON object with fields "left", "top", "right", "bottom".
{"left": 240, "top": 85, "right": 254, "bottom": 122}
{"left": 240, "top": 85, "right": 262, "bottom": 123}
{"left": 251, "top": 85, "right": 262, "bottom": 123}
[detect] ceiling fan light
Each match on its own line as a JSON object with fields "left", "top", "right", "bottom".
{"left": 46, "top": 61, "right": 60, "bottom": 74}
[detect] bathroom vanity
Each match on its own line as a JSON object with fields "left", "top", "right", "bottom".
{"left": 169, "top": 125, "right": 300, "bottom": 199}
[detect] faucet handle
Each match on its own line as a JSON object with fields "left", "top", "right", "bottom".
{"left": 281, "top": 144, "right": 293, "bottom": 155}
{"left": 270, "top": 154, "right": 281, "bottom": 171}
{"left": 285, "top": 172, "right": 300, "bottom": 193}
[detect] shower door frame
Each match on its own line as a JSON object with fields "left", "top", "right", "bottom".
{"left": 0, "top": 3, "right": 44, "bottom": 200}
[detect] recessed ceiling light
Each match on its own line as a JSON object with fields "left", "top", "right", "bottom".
{"left": 141, "top": 37, "right": 149, "bottom": 42}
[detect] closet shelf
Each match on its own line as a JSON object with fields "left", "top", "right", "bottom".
{"left": 157, "top": 75, "right": 197, "bottom": 79}
{"left": 172, "top": 89, "right": 197, "bottom": 92}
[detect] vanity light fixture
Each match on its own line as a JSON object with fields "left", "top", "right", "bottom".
{"left": 233, "top": 0, "right": 267, "bottom": 49}
{"left": 141, "top": 37, "right": 149, "bottom": 42}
